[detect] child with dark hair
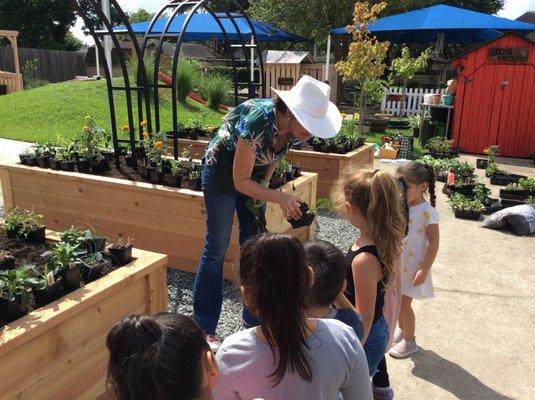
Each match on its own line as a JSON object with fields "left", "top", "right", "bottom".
{"left": 304, "top": 239, "right": 364, "bottom": 340}
{"left": 106, "top": 313, "right": 219, "bottom": 400}
{"left": 214, "top": 233, "right": 372, "bottom": 400}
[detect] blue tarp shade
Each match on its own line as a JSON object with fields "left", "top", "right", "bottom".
{"left": 330, "top": 4, "right": 535, "bottom": 43}
{"left": 114, "top": 13, "right": 312, "bottom": 43}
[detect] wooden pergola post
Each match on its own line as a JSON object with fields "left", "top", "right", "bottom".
{"left": 0, "top": 29, "right": 23, "bottom": 92}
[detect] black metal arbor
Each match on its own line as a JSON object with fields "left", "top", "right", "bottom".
{"left": 71, "top": 0, "right": 265, "bottom": 169}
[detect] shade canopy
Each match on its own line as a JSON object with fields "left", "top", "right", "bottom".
{"left": 114, "top": 13, "right": 312, "bottom": 43}
{"left": 330, "top": 4, "right": 535, "bottom": 43}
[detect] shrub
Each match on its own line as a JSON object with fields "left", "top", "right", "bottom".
{"left": 175, "top": 59, "right": 202, "bottom": 102}
{"left": 22, "top": 59, "right": 49, "bottom": 90}
{"left": 199, "top": 73, "right": 232, "bottom": 109}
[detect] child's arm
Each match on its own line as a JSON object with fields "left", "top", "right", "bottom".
{"left": 412, "top": 223, "right": 440, "bottom": 286}
{"left": 334, "top": 281, "right": 357, "bottom": 312}
{"left": 352, "top": 253, "right": 382, "bottom": 344}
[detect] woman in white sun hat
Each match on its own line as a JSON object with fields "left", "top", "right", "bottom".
{"left": 193, "top": 75, "right": 342, "bottom": 351}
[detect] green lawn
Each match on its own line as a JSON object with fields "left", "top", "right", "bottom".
{"left": 365, "top": 129, "right": 425, "bottom": 160}
{"left": 0, "top": 79, "right": 226, "bottom": 143}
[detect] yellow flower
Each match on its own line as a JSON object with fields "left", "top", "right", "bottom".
{"left": 142, "top": 131, "right": 150, "bottom": 140}
{"left": 121, "top": 125, "right": 130, "bottom": 132}
{"left": 82, "top": 125, "right": 91, "bottom": 132}
{"left": 154, "top": 141, "right": 163, "bottom": 149}
{"left": 423, "top": 211, "right": 430, "bottom": 221}
{"left": 140, "top": 120, "right": 148, "bottom": 128}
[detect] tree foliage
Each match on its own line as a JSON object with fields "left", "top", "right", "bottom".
{"left": 128, "top": 9, "right": 155, "bottom": 24}
{"left": 390, "top": 46, "right": 432, "bottom": 83}
{"left": 0, "top": 0, "right": 77, "bottom": 50}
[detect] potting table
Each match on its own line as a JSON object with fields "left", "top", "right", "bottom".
{"left": 419, "top": 103, "right": 454, "bottom": 139}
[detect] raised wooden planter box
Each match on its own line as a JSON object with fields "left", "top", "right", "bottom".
{"left": 0, "top": 230, "right": 168, "bottom": 400}
{"left": 0, "top": 163, "right": 317, "bottom": 280}
{"left": 170, "top": 138, "right": 374, "bottom": 198}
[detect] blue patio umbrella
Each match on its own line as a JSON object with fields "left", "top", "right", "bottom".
{"left": 114, "top": 12, "right": 312, "bottom": 43}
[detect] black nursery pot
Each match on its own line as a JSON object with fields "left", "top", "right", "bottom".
{"left": 83, "top": 236, "right": 107, "bottom": 253}
{"left": 287, "top": 202, "right": 316, "bottom": 229}
{"left": 61, "top": 264, "right": 82, "bottom": 291}
{"left": 37, "top": 156, "right": 50, "bottom": 168}
{"left": 24, "top": 156, "right": 38, "bottom": 166}
{"left": 18, "top": 154, "right": 27, "bottom": 164}
{"left": 6, "top": 228, "right": 19, "bottom": 239}
{"left": 312, "top": 143, "right": 323, "bottom": 152}
{"left": 164, "top": 174, "right": 183, "bottom": 188}
{"left": 59, "top": 160, "right": 75, "bottom": 172}
{"left": 192, "top": 178, "right": 202, "bottom": 191}
{"left": 293, "top": 166, "right": 302, "bottom": 179}
{"left": 101, "top": 150, "right": 115, "bottom": 162}
{"left": 90, "top": 159, "right": 108, "bottom": 174}
{"left": 490, "top": 173, "right": 527, "bottom": 186}
{"left": 125, "top": 155, "right": 135, "bottom": 168}
{"left": 82, "top": 261, "right": 108, "bottom": 283}
{"left": 454, "top": 209, "right": 481, "bottom": 220}
{"left": 49, "top": 159, "right": 61, "bottom": 170}
{"left": 77, "top": 159, "right": 91, "bottom": 173}
{"left": 0, "top": 295, "right": 28, "bottom": 323}
{"left": 25, "top": 225, "right": 46, "bottom": 244}
{"left": 269, "top": 175, "right": 287, "bottom": 189}
{"left": 33, "top": 278, "right": 63, "bottom": 308}
{"left": 108, "top": 243, "right": 133, "bottom": 266}
{"left": 476, "top": 159, "right": 488, "bottom": 169}
{"left": 149, "top": 169, "right": 164, "bottom": 184}
{"left": 0, "top": 254, "right": 15, "bottom": 270}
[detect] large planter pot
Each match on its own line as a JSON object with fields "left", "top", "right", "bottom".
{"left": 454, "top": 209, "right": 482, "bottom": 220}
{"left": 0, "top": 230, "right": 167, "bottom": 400}
{"left": 0, "top": 163, "right": 317, "bottom": 281}
{"left": 499, "top": 189, "right": 535, "bottom": 201}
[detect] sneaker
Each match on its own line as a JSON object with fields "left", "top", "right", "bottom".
{"left": 206, "top": 334, "right": 221, "bottom": 353}
{"left": 373, "top": 386, "right": 394, "bottom": 400}
{"left": 389, "top": 338, "right": 418, "bottom": 358}
{"left": 392, "top": 328, "right": 404, "bottom": 345}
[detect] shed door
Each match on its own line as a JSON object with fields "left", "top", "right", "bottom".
{"left": 457, "top": 63, "right": 535, "bottom": 158}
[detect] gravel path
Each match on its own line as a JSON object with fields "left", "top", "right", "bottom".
{"left": 166, "top": 210, "right": 359, "bottom": 338}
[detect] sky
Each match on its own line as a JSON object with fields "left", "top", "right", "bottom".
{"left": 70, "top": 0, "right": 535, "bottom": 46}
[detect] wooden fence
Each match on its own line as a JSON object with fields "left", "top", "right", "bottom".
{"left": 0, "top": 46, "right": 85, "bottom": 83}
{"left": 381, "top": 87, "right": 445, "bottom": 116}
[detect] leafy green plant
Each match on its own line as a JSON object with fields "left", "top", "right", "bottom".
{"left": 60, "top": 226, "right": 88, "bottom": 247}
{"left": 175, "top": 59, "right": 202, "bottom": 102}
{"left": 181, "top": 145, "right": 192, "bottom": 162}
{"left": 169, "top": 159, "right": 183, "bottom": 176}
{"left": 275, "top": 157, "right": 291, "bottom": 176}
{"left": 199, "top": 73, "right": 232, "bottom": 109}
{"left": 425, "top": 137, "right": 454, "bottom": 155}
{"left": 44, "top": 242, "right": 82, "bottom": 271}
{"left": 188, "top": 169, "right": 201, "bottom": 181}
{"left": 519, "top": 178, "right": 535, "bottom": 190}
{"left": 473, "top": 184, "right": 491, "bottom": 201}
{"left": 0, "top": 266, "right": 32, "bottom": 308}
{"left": 22, "top": 58, "right": 49, "bottom": 90}
{"left": 4, "top": 207, "right": 25, "bottom": 236}
{"left": 19, "top": 209, "right": 44, "bottom": 239}
{"left": 143, "top": 131, "right": 168, "bottom": 169}
{"left": 407, "top": 115, "right": 421, "bottom": 129}
{"left": 448, "top": 193, "right": 485, "bottom": 212}
{"left": 27, "top": 264, "right": 60, "bottom": 290}
{"left": 316, "top": 197, "right": 335, "bottom": 212}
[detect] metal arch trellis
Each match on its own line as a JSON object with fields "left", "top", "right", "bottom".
{"left": 70, "top": 0, "right": 265, "bottom": 168}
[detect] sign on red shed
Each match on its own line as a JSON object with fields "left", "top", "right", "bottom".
{"left": 450, "top": 32, "right": 535, "bottom": 158}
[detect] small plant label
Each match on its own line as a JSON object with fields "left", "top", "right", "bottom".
{"left": 47, "top": 271, "right": 55, "bottom": 285}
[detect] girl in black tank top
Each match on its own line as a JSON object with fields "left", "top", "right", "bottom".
{"left": 331, "top": 169, "right": 406, "bottom": 378}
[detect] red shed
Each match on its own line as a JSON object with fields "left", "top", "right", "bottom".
{"left": 451, "top": 32, "right": 535, "bottom": 158}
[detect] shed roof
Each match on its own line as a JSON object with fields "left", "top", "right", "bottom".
{"left": 260, "top": 50, "right": 315, "bottom": 64}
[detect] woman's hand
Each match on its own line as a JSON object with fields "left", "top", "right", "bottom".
{"left": 277, "top": 192, "right": 302, "bottom": 220}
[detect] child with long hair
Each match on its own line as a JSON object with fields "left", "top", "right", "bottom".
{"left": 331, "top": 169, "right": 406, "bottom": 377}
{"left": 214, "top": 233, "right": 372, "bottom": 400}
{"left": 106, "top": 313, "right": 219, "bottom": 400}
{"left": 388, "top": 161, "right": 440, "bottom": 358}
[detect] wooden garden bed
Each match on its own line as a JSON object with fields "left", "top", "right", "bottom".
{"left": 0, "top": 230, "right": 167, "bottom": 400}
{"left": 171, "top": 138, "right": 374, "bottom": 198}
{"left": 0, "top": 163, "right": 317, "bottom": 280}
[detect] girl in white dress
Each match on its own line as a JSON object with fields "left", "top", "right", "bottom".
{"left": 389, "top": 162, "right": 440, "bottom": 358}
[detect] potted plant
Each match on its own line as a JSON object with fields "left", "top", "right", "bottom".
{"left": 311, "top": 137, "right": 324, "bottom": 152}
{"left": 287, "top": 202, "right": 316, "bottom": 229}
{"left": 27, "top": 264, "right": 63, "bottom": 308}
{"left": 425, "top": 137, "right": 457, "bottom": 159}
{"left": 270, "top": 158, "right": 289, "bottom": 189}
{"left": 0, "top": 251, "right": 15, "bottom": 270}
{"left": 448, "top": 193, "right": 485, "bottom": 220}
{"left": 58, "top": 144, "right": 76, "bottom": 172}
{"left": 477, "top": 145, "right": 497, "bottom": 169}
{"left": 80, "top": 251, "right": 110, "bottom": 283}
{"left": 76, "top": 148, "right": 91, "bottom": 173}
{"left": 19, "top": 147, "right": 37, "bottom": 166}
{"left": 407, "top": 115, "right": 421, "bottom": 138}
{"left": 500, "top": 178, "right": 535, "bottom": 201}
{"left": 34, "top": 142, "right": 53, "bottom": 168}
{"left": 89, "top": 151, "right": 109, "bottom": 174}
{"left": 19, "top": 209, "right": 46, "bottom": 244}
{"left": 0, "top": 266, "right": 32, "bottom": 322}
{"left": 108, "top": 237, "right": 134, "bottom": 266}
{"left": 49, "top": 148, "right": 64, "bottom": 170}
{"left": 189, "top": 121, "right": 204, "bottom": 140}
{"left": 164, "top": 159, "right": 183, "bottom": 188}
{"left": 188, "top": 168, "right": 202, "bottom": 191}
{"left": 44, "top": 242, "right": 82, "bottom": 291}
{"left": 4, "top": 207, "right": 24, "bottom": 239}
{"left": 143, "top": 131, "right": 168, "bottom": 184}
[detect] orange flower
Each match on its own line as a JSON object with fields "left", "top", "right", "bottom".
{"left": 154, "top": 141, "right": 163, "bottom": 149}
{"left": 483, "top": 148, "right": 489, "bottom": 154}
{"left": 121, "top": 125, "right": 130, "bottom": 132}
{"left": 140, "top": 120, "right": 148, "bottom": 128}
{"left": 142, "top": 131, "right": 150, "bottom": 139}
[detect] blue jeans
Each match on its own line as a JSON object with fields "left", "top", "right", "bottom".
{"left": 193, "top": 165, "right": 259, "bottom": 334}
{"left": 363, "top": 316, "right": 389, "bottom": 376}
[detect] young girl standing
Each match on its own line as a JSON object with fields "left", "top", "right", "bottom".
{"left": 214, "top": 233, "right": 372, "bottom": 400}
{"left": 389, "top": 161, "right": 440, "bottom": 358}
{"left": 331, "top": 169, "right": 406, "bottom": 377}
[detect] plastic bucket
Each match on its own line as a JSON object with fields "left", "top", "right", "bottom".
{"left": 423, "top": 94, "right": 434, "bottom": 104}
{"left": 442, "top": 94, "right": 454, "bottom": 106}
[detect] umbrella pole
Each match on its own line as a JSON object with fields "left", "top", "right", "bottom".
{"left": 324, "top": 35, "right": 331, "bottom": 82}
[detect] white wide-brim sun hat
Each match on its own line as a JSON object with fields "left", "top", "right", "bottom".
{"left": 272, "top": 75, "right": 342, "bottom": 139}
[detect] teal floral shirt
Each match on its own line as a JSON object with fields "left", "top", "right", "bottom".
{"left": 205, "top": 98, "right": 291, "bottom": 167}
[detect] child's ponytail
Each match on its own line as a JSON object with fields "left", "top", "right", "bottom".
{"left": 397, "top": 161, "right": 437, "bottom": 208}
{"left": 424, "top": 164, "right": 436, "bottom": 207}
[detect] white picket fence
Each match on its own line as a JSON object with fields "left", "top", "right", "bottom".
{"left": 380, "top": 87, "right": 445, "bottom": 116}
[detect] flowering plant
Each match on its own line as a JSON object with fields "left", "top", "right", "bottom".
{"left": 142, "top": 130, "right": 168, "bottom": 170}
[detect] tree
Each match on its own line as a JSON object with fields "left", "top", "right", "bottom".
{"left": 128, "top": 9, "right": 155, "bottom": 24}
{"left": 64, "top": 33, "right": 85, "bottom": 51}
{"left": 336, "top": 2, "right": 390, "bottom": 134}
{"left": 0, "top": 0, "right": 77, "bottom": 50}
{"left": 389, "top": 46, "right": 432, "bottom": 116}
